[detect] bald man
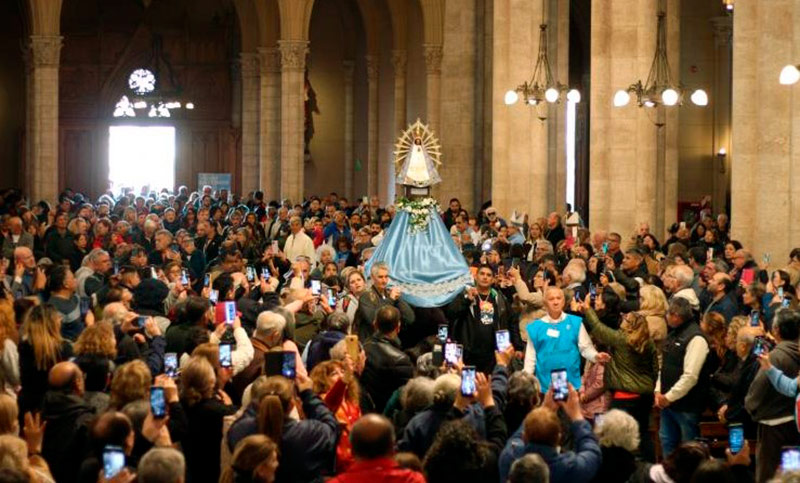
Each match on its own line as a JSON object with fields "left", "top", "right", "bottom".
{"left": 42, "top": 362, "right": 96, "bottom": 483}
{"left": 328, "top": 414, "right": 425, "bottom": 483}
{"left": 2, "top": 216, "right": 34, "bottom": 259}
{"left": 5, "top": 246, "right": 38, "bottom": 297}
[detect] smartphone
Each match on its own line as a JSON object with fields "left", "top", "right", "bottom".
{"left": 432, "top": 345, "right": 444, "bottom": 367}
{"left": 164, "top": 352, "right": 178, "bottom": 378}
{"left": 741, "top": 268, "right": 755, "bottom": 286}
{"left": 460, "top": 366, "right": 476, "bottom": 397}
{"left": 271, "top": 240, "right": 279, "bottom": 253}
{"left": 219, "top": 343, "right": 232, "bottom": 368}
{"left": 180, "top": 269, "right": 189, "bottom": 285}
{"left": 779, "top": 287, "right": 785, "bottom": 300}
{"left": 113, "top": 261, "right": 120, "bottom": 276}
{"left": 79, "top": 297, "right": 91, "bottom": 317}
{"left": 261, "top": 267, "right": 270, "bottom": 281}
{"left": 137, "top": 315, "right": 148, "bottom": 328}
{"left": 753, "top": 335, "right": 771, "bottom": 357}
{"left": 594, "top": 413, "right": 605, "bottom": 427}
{"left": 103, "top": 445, "right": 126, "bottom": 479}
{"left": 437, "top": 324, "right": 449, "bottom": 343}
{"left": 281, "top": 351, "right": 296, "bottom": 379}
{"left": 551, "top": 368, "right": 569, "bottom": 401}
{"left": 311, "top": 280, "right": 321, "bottom": 296}
{"left": 150, "top": 386, "right": 167, "bottom": 418}
{"left": 209, "top": 289, "right": 219, "bottom": 304}
{"left": 204, "top": 273, "right": 210, "bottom": 287}
{"left": 151, "top": 267, "right": 158, "bottom": 279}
{"left": 764, "top": 253, "right": 772, "bottom": 264}
{"left": 224, "top": 301, "right": 236, "bottom": 325}
{"left": 729, "top": 423, "right": 744, "bottom": 454}
{"left": 750, "top": 310, "right": 760, "bottom": 327}
{"left": 363, "top": 196, "right": 369, "bottom": 204}
{"left": 602, "top": 242, "right": 609, "bottom": 254}
{"left": 328, "top": 291, "right": 336, "bottom": 307}
{"left": 345, "top": 335, "right": 360, "bottom": 362}
{"left": 783, "top": 446, "right": 800, "bottom": 471}
{"left": 481, "top": 239, "right": 493, "bottom": 252}
{"left": 455, "top": 344, "right": 464, "bottom": 362}
{"left": 784, "top": 297, "right": 792, "bottom": 308}
{"left": 680, "top": 221, "right": 687, "bottom": 230}
{"left": 495, "top": 330, "right": 511, "bottom": 351}
{"left": 444, "top": 342, "right": 458, "bottom": 365}
{"left": 246, "top": 266, "right": 255, "bottom": 282}
{"left": 707, "top": 248, "right": 714, "bottom": 260}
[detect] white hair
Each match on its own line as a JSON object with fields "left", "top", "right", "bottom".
{"left": 562, "top": 262, "right": 586, "bottom": 284}
{"left": 255, "top": 311, "right": 286, "bottom": 340}
{"left": 137, "top": 447, "right": 185, "bottom": 483}
{"left": 594, "top": 409, "right": 640, "bottom": 451}
{"left": 672, "top": 265, "right": 695, "bottom": 290}
{"left": 316, "top": 244, "right": 336, "bottom": 265}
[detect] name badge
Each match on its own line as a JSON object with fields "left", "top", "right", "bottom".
{"left": 546, "top": 328, "right": 560, "bottom": 338}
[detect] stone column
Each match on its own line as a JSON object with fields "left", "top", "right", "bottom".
{"left": 731, "top": 0, "right": 800, "bottom": 258}
{"left": 423, "top": 44, "right": 443, "bottom": 134}
{"left": 366, "top": 55, "right": 379, "bottom": 197}
{"left": 278, "top": 40, "right": 308, "bottom": 203}
{"left": 711, "top": 16, "right": 732, "bottom": 215}
{"left": 391, "top": 50, "right": 408, "bottom": 134}
{"left": 589, "top": 0, "right": 679, "bottom": 238}
{"left": 28, "top": 35, "right": 62, "bottom": 204}
{"left": 239, "top": 52, "right": 260, "bottom": 197}
{"left": 258, "top": 47, "right": 281, "bottom": 199}
{"left": 343, "top": 60, "right": 355, "bottom": 199}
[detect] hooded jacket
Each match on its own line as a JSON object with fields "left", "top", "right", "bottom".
{"left": 746, "top": 340, "right": 800, "bottom": 422}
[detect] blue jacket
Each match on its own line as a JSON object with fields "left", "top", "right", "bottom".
{"left": 227, "top": 389, "right": 340, "bottom": 483}
{"left": 704, "top": 292, "right": 740, "bottom": 323}
{"left": 397, "top": 364, "right": 509, "bottom": 458}
{"left": 766, "top": 366, "right": 800, "bottom": 432}
{"left": 498, "top": 419, "right": 601, "bottom": 483}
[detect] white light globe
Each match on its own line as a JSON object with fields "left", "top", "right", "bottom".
{"left": 690, "top": 89, "right": 709, "bottom": 106}
{"left": 545, "top": 88, "right": 560, "bottom": 103}
{"left": 780, "top": 65, "right": 800, "bottom": 85}
{"left": 504, "top": 90, "right": 519, "bottom": 105}
{"left": 613, "top": 90, "right": 630, "bottom": 107}
{"left": 185, "top": 102, "right": 195, "bottom": 109}
{"left": 566, "top": 89, "right": 581, "bottom": 103}
{"left": 661, "top": 88, "right": 679, "bottom": 106}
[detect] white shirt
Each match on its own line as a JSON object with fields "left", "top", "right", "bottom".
{"left": 284, "top": 230, "right": 316, "bottom": 263}
{"left": 523, "top": 311, "right": 599, "bottom": 374}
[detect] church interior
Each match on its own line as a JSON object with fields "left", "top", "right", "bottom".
{"left": 0, "top": 0, "right": 797, "bottom": 256}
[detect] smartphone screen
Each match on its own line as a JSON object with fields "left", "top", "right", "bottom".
{"left": 219, "top": 343, "right": 232, "bottom": 368}
{"left": 150, "top": 387, "right": 167, "bottom": 418}
{"left": 246, "top": 266, "right": 255, "bottom": 282}
{"left": 753, "top": 336, "right": 770, "bottom": 357}
{"left": 113, "top": 261, "right": 120, "bottom": 276}
{"left": 204, "top": 273, "right": 210, "bottom": 287}
{"left": 750, "top": 310, "right": 760, "bottom": 327}
{"left": 271, "top": 240, "right": 279, "bottom": 253}
{"left": 209, "top": 289, "right": 219, "bottom": 304}
{"left": 261, "top": 268, "right": 270, "bottom": 281}
{"left": 137, "top": 315, "right": 148, "bottom": 328}
{"left": 481, "top": 239, "right": 493, "bottom": 252}
{"left": 783, "top": 447, "right": 800, "bottom": 471}
{"left": 602, "top": 242, "right": 609, "bottom": 254}
{"left": 444, "top": 342, "right": 458, "bottom": 365}
{"left": 437, "top": 324, "right": 449, "bottom": 343}
{"left": 103, "top": 445, "right": 126, "bottom": 479}
{"left": 779, "top": 287, "right": 785, "bottom": 299}
{"left": 164, "top": 352, "right": 178, "bottom": 378}
{"left": 432, "top": 345, "right": 444, "bottom": 367}
{"left": 729, "top": 423, "right": 744, "bottom": 454}
{"left": 495, "top": 330, "right": 511, "bottom": 351}
{"left": 151, "top": 267, "right": 158, "bottom": 279}
{"left": 741, "top": 268, "right": 755, "bottom": 286}
{"left": 551, "top": 369, "right": 569, "bottom": 401}
{"left": 328, "top": 291, "right": 336, "bottom": 307}
{"left": 180, "top": 269, "right": 189, "bottom": 285}
{"left": 281, "top": 351, "right": 296, "bottom": 379}
{"left": 311, "top": 280, "right": 321, "bottom": 296}
{"left": 224, "top": 301, "right": 236, "bottom": 325}
{"left": 455, "top": 344, "right": 463, "bottom": 362}
{"left": 460, "top": 366, "right": 476, "bottom": 397}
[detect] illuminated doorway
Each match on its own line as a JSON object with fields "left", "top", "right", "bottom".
{"left": 108, "top": 125, "right": 175, "bottom": 194}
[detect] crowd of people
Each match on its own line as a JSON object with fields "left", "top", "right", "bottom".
{"left": 0, "top": 185, "right": 799, "bottom": 483}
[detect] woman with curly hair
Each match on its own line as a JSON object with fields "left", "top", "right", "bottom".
{"left": 0, "top": 300, "right": 19, "bottom": 397}
{"left": 310, "top": 359, "right": 362, "bottom": 471}
{"left": 220, "top": 434, "right": 279, "bottom": 483}
{"left": 109, "top": 359, "right": 151, "bottom": 409}
{"left": 73, "top": 322, "right": 117, "bottom": 412}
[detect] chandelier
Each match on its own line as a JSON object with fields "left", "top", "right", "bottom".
{"left": 503, "top": 1, "right": 579, "bottom": 121}
{"left": 613, "top": 11, "right": 708, "bottom": 109}
{"left": 780, "top": 64, "right": 800, "bottom": 85}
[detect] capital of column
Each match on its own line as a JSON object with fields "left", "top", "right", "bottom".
{"left": 240, "top": 52, "right": 260, "bottom": 78}
{"left": 278, "top": 40, "right": 309, "bottom": 72}
{"left": 365, "top": 55, "right": 379, "bottom": 82}
{"left": 258, "top": 47, "right": 282, "bottom": 74}
{"left": 423, "top": 44, "right": 443, "bottom": 75}
{"left": 710, "top": 16, "right": 732, "bottom": 47}
{"left": 391, "top": 50, "right": 408, "bottom": 78}
{"left": 29, "top": 35, "right": 63, "bottom": 68}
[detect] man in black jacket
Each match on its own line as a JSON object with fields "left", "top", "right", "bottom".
{"left": 746, "top": 309, "right": 800, "bottom": 483}
{"left": 353, "top": 262, "right": 415, "bottom": 341}
{"left": 361, "top": 305, "right": 415, "bottom": 413}
{"left": 41, "top": 361, "right": 96, "bottom": 483}
{"left": 446, "top": 264, "right": 510, "bottom": 373}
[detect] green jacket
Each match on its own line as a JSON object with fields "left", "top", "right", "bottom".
{"left": 583, "top": 308, "right": 658, "bottom": 394}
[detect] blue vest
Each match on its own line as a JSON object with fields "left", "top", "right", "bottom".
{"left": 526, "top": 314, "right": 583, "bottom": 391}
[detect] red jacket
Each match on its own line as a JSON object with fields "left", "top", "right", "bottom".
{"left": 327, "top": 458, "right": 426, "bottom": 483}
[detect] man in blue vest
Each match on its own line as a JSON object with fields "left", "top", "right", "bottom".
{"left": 655, "top": 297, "right": 710, "bottom": 457}
{"left": 523, "top": 286, "right": 609, "bottom": 392}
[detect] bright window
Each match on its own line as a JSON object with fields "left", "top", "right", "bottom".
{"left": 108, "top": 126, "right": 175, "bottom": 194}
